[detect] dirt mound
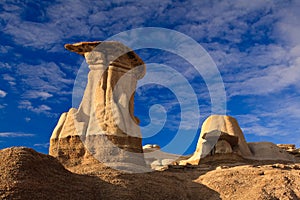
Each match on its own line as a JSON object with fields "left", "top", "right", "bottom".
{"left": 0, "top": 147, "right": 215, "bottom": 200}
{"left": 1, "top": 147, "right": 300, "bottom": 200}
{"left": 196, "top": 164, "right": 300, "bottom": 199}
{"left": 0, "top": 147, "right": 108, "bottom": 199}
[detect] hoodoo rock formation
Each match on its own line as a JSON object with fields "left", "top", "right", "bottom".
{"left": 49, "top": 41, "right": 147, "bottom": 172}
{"left": 181, "top": 115, "right": 252, "bottom": 165}
{"left": 180, "top": 115, "right": 295, "bottom": 165}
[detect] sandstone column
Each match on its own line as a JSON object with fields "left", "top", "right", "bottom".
{"left": 49, "top": 41, "right": 146, "bottom": 171}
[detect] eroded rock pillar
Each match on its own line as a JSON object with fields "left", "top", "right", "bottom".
{"left": 49, "top": 41, "right": 146, "bottom": 171}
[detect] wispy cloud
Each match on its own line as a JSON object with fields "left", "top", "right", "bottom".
{"left": 0, "top": 90, "right": 7, "bottom": 98}
{"left": 0, "top": 0, "right": 299, "bottom": 149}
{"left": 16, "top": 62, "right": 73, "bottom": 94}
{"left": 0, "top": 45, "right": 13, "bottom": 54}
{"left": 235, "top": 94, "right": 300, "bottom": 140}
{"left": 227, "top": 63, "right": 300, "bottom": 97}
{"left": 3, "top": 61, "right": 74, "bottom": 115}
{"left": 18, "top": 100, "right": 51, "bottom": 114}
{"left": 25, "top": 117, "right": 31, "bottom": 122}
{"left": 22, "top": 91, "right": 53, "bottom": 100}
{"left": 0, "top": 132, "right": 35, "bottom": 137}
{"left": 34, "top": 142, "right": 49, "bottom": 148}
{"left": 2, "top": 74, "right": 16, "bottom": 86}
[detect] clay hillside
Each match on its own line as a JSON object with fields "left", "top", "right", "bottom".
{"left": 1, "top": 42, "right": 300, "bottom": 200}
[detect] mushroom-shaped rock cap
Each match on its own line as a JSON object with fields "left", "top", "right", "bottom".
{"left": 65, "top": 41, "right": 101, "bottom": 55}
{"left": 64, "top": 41, "right": 145, "bottom": 68}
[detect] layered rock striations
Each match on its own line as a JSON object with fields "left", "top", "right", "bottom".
{"left": 50, "top": 41, "right": 147, "bottom": 171}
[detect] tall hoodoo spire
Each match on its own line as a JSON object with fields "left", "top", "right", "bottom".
{"left": 49, "top": 41, "right": 147, "bottom": 172}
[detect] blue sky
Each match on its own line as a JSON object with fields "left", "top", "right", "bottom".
{"left": 0, "top": 0, "right": 300, "bottom": 155}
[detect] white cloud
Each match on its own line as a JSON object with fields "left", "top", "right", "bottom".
{"left": 10, "top": 62, "right": 74, "bottom": 107}
{"left": 18, "top": 100, "right": 51, "bottom": 114}
{"left": 0, "top": 90, "right": 7, "bottom": 98}
{"left": 34, "top": 143, "right": 49, "bottom": 148}
{"left": 25, "top": 117, "right": 31, "bottom": 122}
{"left": 170, "top": 1, "right": 300, "bottom": 99}
{"left": 233, "top": 94, "right": 300, "bottom": 145}
{"left": 227, "top": 63, "right": 300, "bottom": 97}
{"left": 0, "top": 45, "right": 13, "bottom": 54}
{"left": 0, "top": 63, "right": 12, "bottom": 70}
{"left": 242, "top": 125, "right": 279, "bottom": 137}
{"left": 235, "top": 114, "right": 260, "bottom": 125}
{"left": 23, "top": 91, "right": 53, "bottom": 100}
{"left": 2, "top": 74, "right": 16, "bottom": 86}
{"left": 0, "top": 0, "right": 296, "bottom": 54}
{"left": 16, "top": 62, "right": 73, "bottom": 92}
{"left": 0, "top": 132, "right": 34, "bottom": 137}
{"left": 273, "top": 1, "right": 300, "bottom": 47}
{"left": 0, "top": 0, "right": 299, "bottom": 147}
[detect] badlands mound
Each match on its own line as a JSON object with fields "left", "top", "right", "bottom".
{"left": 1, "top": 147, "right": 300, "bottom": 200}
{"left": 0, "top": 147, "right": 219, "bottom": 200}
{"left": 0, "top": 147, "right": 102, "bottom": 199}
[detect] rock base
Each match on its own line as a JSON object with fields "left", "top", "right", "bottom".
{"left": 50, "top": 135, "right": 146, "bottom": 172}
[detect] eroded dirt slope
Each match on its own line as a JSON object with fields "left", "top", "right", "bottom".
{"left": 1, "top": 147, "right": 300, "bottom": 200}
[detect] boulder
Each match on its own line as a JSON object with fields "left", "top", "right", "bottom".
{"left": 143, "top": 144, "right": 161, "bottom": 153}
